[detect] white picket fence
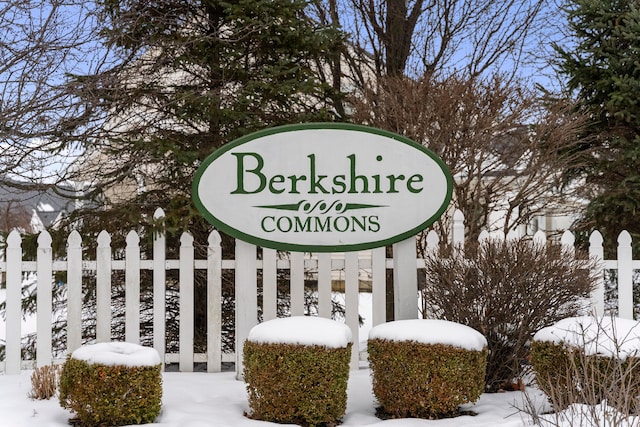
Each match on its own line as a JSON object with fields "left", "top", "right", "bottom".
{"left": 0, "top": 208, "right": 638, "bottom": 375}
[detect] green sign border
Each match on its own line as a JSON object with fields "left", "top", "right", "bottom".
{"left": 192, "top": 123, "right": 453, "bottom": 252}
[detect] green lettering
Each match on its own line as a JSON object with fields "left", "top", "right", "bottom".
{"left": 261, "top": 216, "right": 275, "bottom": 232}
{"left": 334, "top": 216, "right": 350, "bottom": 232}
{"left": 269, "top": 175, "right": 286, "bottom": 194}
{"left": 407, "top": 174, "right": 424, "bottom": 193}
{"left": 287, "top": 174, "right": 307, "bottom": 194}
{"left": 332, "top": 175, "right": 347, "bottom": 194}
{"left": 231, "top": 152, "right": 266, "bottom": 194}
{"left": 351, "top": 216, "right": 367, "bottom": 232}
{"left": 386, "top": 174, "right": 406, "bottom": 193}
{"left": 368, "top": 216, "right": 380, "bottom": 232}
{"left": 308, "top": 154, "right": 329, "bottom": 194}
{"left": 294, "top": 216, "right": 312, "bottom": 232}
{"left": 314, "top": 216, "right": 331, "bottom": 232}
{"left": 348, "top": 154, "right": 370, "bottom": 193}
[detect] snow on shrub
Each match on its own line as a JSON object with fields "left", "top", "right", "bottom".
{"left": 531, "top": 316, "right": 640, "bottom": 415}
{"left": 243, "top": 316, "right": 352, "bottom": 427}
{"left": 58, "top": 342, "right": 162, "bottom": 426}
{"left": 368, "top": 319, "right": 487, "bottom": 419}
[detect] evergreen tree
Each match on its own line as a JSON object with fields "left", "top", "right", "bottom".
{"left": 39, "top": 0, "right": 348, "bottom": 355}
{"left": 556, "top": 0, "right": 640, "bottom": 253}
{"left": 60, "top": 0, "right": 346, "bottom": 236}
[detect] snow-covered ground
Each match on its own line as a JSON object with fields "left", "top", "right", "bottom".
{"left": 1, "top": 366, "right": 543, "bottom": 427}
{"left": 4, "top": 293, "right": 640, "bottom": 426}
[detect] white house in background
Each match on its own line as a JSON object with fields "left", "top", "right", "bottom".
{"left": 0, "top": 182, "right": 77, "bottom": 233}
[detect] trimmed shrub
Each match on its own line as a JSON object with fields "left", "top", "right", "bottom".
{"left": 531, "top": 316, "right": 640, "bottom": 414}
{"left": 59, "top": 347, "right": 162, "bottom": 426}
{"left": 243, "top": 341, "right": 352, "bottom": 427}
{"left": 421, "top": 238, "right": 597, "bottom": 392}
{"left": 368, "top": 339, "right": 487, "bottom": 419}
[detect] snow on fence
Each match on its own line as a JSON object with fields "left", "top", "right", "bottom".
{"left": 0, "top": 208, "right": 638, "bottom": 375}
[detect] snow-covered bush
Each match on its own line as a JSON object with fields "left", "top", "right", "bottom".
{"left": 421, "top": 238, "right": 597, "bottom": 392}
{"left": 531, "top": 316, "right": 640, "bottom": 415}
{"left": 367, "top": 319, "right": 487, "bottom": 419}
{"left": 243, "top": 316, "right": 352, "bottom": 427}
{"left": 58, "top": 342, "right": 162, "bottom": 426}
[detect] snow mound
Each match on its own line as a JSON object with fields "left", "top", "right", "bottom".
{"left": 368, "top": 319, "right": 487, "bottom": 351}
{"left": 534, "top": 316, "right": 640, "bottom": 359}
{"left": 247, "top": 316, "right": 352, "bottom": 348}
{"left": 71, "top": 342, "right": 161, "bottom": 367}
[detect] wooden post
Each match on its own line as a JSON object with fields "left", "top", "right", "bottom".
{"left": 393, "top": 237, "right": 417, "bottom": 320}
{"left": 153, "top": 208, "right": 166, "bottom": 366}
{"left": 235, "top": 239, "right": 257, "bottom": 380}
{"left": 345, "top": 251, "right": 360, "bottom": 368}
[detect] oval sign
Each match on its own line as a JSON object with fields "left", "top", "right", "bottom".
{"left": 193, "top": 123, "right": 453, "bottom": 252}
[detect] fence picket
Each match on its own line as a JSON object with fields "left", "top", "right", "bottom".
{"left": 96, "top": 231, "right": 112, "bottom": 342}
{"left": 67, "top": 231, "right": 83, "bottom": 353}
{"left": 617, "top": 231, "right": 633, "bottom": 319}
{"left": 561, "top": 231, "right": 575, "bottom": 255}
{"left": 5, "top": 231, "right": 22, "bottom": 374}
{"left": 533, "top": 230, "right": 546, "bottom": 245}
{"left": 589, "top": 231, "right": 605, "bottom": 316}
{"left": 125, "top": 231, "right": 141, "bottom": 344}
{"left": 36, "top": 231, "right": 53, "bottom": 367}
{"left": 179, "top": 232, "right": 194, "bottom": 372}
{"left": 0, "top": 210, "right": 638, "bottom": 374}
{"left": 207, "top": 230, "right": 222, "bottom": 372}
{"left": 453, "top": 210, "right": 465, "bottom": 252}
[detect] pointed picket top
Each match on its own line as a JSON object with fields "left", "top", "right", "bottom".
{"left": 425, "top": 229, "right": 439, "bottom": 249}
{"left": 559, "top": 230, "right": 574, "bottom": 256}
{"left": 589, "top": 230, "right": 604, "bottom": 247}
{"left": 7, "top": 229, "right": 21, "bottom": 247}
{"left": 208, "top": 229, "right": 222, "bottom": 247}
{"left": 37, "top": 230, "right": 52, "bottom": 248}
{"left": 561, "top": 230, "right": 575, "bottom": 247}
{"left": 452, "top": 209, "right": 465, "bottom": 249}
{"left": 477, "top": 230, "right": 490, "bottom": 242}
{"left": 153, "top": 207, "right": 165, "bottom": 219}
{"left": 126, "top": 230, "right": 140, "bottom": 246}
{"left": 618, "top": 230, "right": 632, "bottom": 246}
{"left": 68, "top": 230, "right": 82, "bottom": 248}
{"left": 181, "top": 231, "right": 194, "bottom": 246}
{"left": 97, "top": 230, "right": 111, "bottom": 246}
{"left": 506, "top": 229, "right": 519, "bottom": 242}
{"left": 533, "top": 230, "right": 546, "bottom": 245}
{"left": 589, "top": 230, "right": 604, "bottom": 260}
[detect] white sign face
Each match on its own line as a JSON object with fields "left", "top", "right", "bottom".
{"left": 193, "top": 123, "right": 453, "bottom": 252}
